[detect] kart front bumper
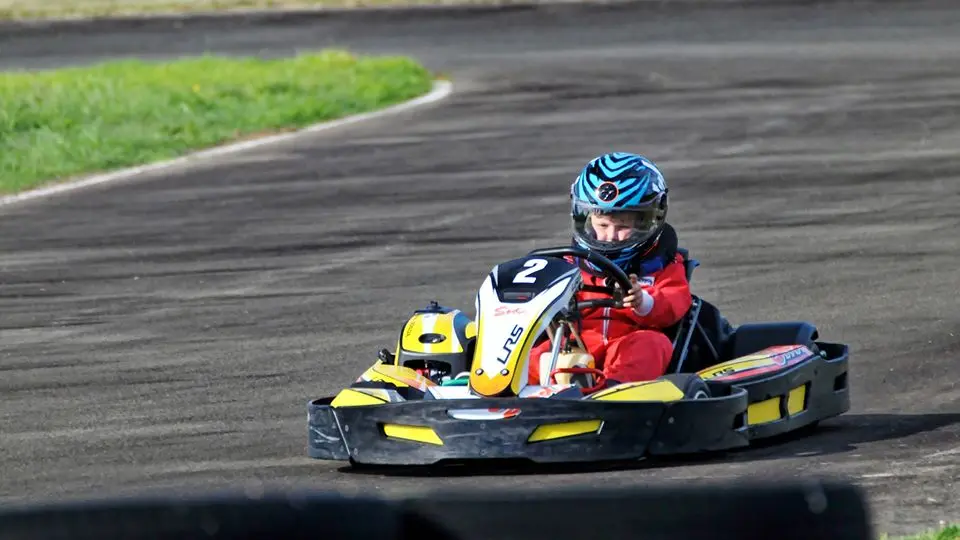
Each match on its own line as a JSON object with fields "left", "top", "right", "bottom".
{"left": 307, "top": 386, "right": 750, "bottom": 466}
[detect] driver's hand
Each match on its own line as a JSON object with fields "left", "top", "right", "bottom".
{"left": 621, "top": 273, "right": 648, "bottom": 310}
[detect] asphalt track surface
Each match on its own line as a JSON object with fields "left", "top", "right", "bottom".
{"left": 1, "top": 0, "right": 960, "bottom": 536}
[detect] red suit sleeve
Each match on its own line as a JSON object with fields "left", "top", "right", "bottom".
{"left": 622, "top": 253, "right": 692, "bottom": 329}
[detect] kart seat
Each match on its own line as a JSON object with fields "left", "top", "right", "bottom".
{"left": 664, "top": 247, "right": 819, "bottom": 374}
{"left": 662, "top": 246, "right": 734, "bottom": 373}
{"left": 676, "top": 247, "right": 700, "bottom": 283}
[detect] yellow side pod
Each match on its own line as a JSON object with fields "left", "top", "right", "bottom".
{"left": 588, "top": 379, "right": 686, "bottom": 402}
{"left": 358, "top": 362, "right": 437, "bottom": 391}
{"left": 697, "top": 357, "right": 775, "bottom": 380}
{"left": 526, "top": 378, "right": 686, "bottom": 443}
{"left": 330, "top": 388, "right": 392, "bottom": 408}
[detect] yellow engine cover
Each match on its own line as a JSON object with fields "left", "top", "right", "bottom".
{"left": 393, "top": 303, "right": 476, "bottom": 379}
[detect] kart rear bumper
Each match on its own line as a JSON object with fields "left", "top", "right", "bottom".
{"left": 307, "top": 385, "right": 749, "bottom": 466}
{"left": 730, "top": 341, "right": 851, "bottom": 441}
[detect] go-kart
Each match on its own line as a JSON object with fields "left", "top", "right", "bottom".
{"left": 306, "top": 244, "right": 850, "bottom": 467}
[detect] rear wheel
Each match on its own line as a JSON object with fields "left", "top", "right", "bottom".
{"left": 662, "top": 373, "right": 711, "bottom": 399}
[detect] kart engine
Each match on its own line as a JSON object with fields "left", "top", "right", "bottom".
{"left": 388, "top": 301, "right": 476, "bottom": 384}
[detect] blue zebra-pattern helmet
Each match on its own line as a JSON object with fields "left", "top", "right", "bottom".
{"left": 570, "top": 152, "right": 669, "bottom": 271}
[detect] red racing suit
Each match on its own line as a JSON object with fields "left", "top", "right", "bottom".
{"left": 527, "top": 251, "right": 692, "bottom": 385}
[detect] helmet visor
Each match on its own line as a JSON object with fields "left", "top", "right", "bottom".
{"left": 572, "top": 200, "right": 664, "bottom": 253}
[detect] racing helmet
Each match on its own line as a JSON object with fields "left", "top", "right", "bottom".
{"left": 570, "top": 152, "right": 668, "bottom": 271}
{"left": 393, "top": 301, "right": 476, "bottom": 383}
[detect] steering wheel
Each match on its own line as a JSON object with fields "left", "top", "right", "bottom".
{"left": 548, "top": 366, "right": 608, "bottom": 395}
{"left": 527, "top": 246, "right": 633, "bottom": 311}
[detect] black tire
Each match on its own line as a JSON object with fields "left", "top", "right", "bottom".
{"left": 662, "top": 373, "right": 711, "bottom": 400}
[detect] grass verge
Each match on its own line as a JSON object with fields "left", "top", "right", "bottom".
{"left": 885, "top": 525, "right": 960, "bottom": 540}
{"left": 0, "top": 50, "right": 435, "bottom": 195}
{"left": 1, "top": 0, "right": 532, "bottom": 21}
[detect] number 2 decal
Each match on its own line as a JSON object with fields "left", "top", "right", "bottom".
{"left": 513, "top": 258, "right": 548, "bottom": 283}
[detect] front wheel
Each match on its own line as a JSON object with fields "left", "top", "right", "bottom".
{"left": 661, "top": 373, "right": 711, "bottom": 399}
